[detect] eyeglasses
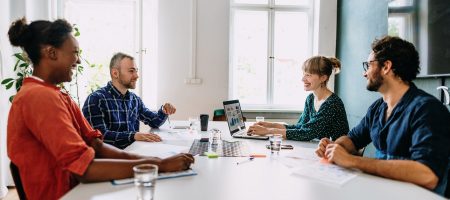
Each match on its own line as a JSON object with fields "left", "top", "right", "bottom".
{"left": 362, "top": 60, "right": 379, "bottom": 72}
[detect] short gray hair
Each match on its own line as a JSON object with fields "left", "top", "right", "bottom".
{"left": 109, "top": 52, "right": 134, "bottom": 70}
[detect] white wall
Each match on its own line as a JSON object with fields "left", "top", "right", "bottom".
{"left": 0, "top": 0, "right": 51, "bottom": 195}
{"left": 157, "top": 0, "right": 229, "bottom": 120}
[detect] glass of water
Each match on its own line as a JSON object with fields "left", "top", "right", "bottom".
{"left": 188, "top": 116, "right": 199, "bottom": 130}
{"left": 269, "top": 134, "right": 282, "bottom": 155}
{"left": 134, "top": 164, "right": 158, "bottom": 200}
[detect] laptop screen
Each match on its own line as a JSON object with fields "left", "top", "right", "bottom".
{"left": 223, "top": 100, "right": 246, "bottom": 134}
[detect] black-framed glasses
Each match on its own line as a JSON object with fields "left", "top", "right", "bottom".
{"left": 362, "top": 60, "right": 379, "bottom": 72}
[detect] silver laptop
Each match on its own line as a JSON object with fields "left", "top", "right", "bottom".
{"left": 223, "top": 100, "right": 269, "bottom": 140}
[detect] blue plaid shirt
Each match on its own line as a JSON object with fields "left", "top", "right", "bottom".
{"left": 82, "top": 81, "right": 167, "bottom": 149}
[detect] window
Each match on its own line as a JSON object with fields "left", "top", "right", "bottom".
{"left": 388, "top": 0, "right": 416, "bottom": 43}
{"left": 53, "top": 0, "right": 157, "bottom": 108}
{"left": 230, "top": 0, "right": 313, "bottom": 110}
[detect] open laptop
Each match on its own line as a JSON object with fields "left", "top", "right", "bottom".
{"left": 223, "top": 100, "right": 269, "bottom": 140}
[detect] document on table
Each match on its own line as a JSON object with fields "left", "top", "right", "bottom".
{"left": 125, "top": 142, "right": 189, "bottom": 158}
{"left": 279, "top": 147, "right": 358, "bottom": 186}
{"left": 112, "top": 169, "right": 197, "bottom": 185}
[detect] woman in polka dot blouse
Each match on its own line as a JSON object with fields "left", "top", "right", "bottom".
{"left": 247, "top": 56, "right": 349, "bottom": 141}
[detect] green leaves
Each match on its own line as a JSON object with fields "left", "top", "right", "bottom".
{"left": 13, "top": 53, "right": 25, "bottom": 62}
{"left": 9, "top": 95, "right": 15, "bottom": 103}
{"left": 5, "top": 81, "right": 14, "bottom": 90}
{"left": 1, "top": 78, "right": 15, "bottom": 90}
{"left": 1, "top": 78, "right": 14, "bottom": 85}
{"left": 73, "top": 25, "right": 80, "bottom": 37}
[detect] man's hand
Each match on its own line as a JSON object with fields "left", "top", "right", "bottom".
{"left": 162, "top": 103, "right": 176, "bottom": 115}
{"left": 134, "top": 132, "right": 162, "bottom": 142}
{"left": 247, "top": 125, "right": 271, "bottom": 135}
{"left": 325, "top": 143, "right": 356, "bottom": 168}
{"left": 315, "top": 137, "right": 333, "bottom": 158}
{"left": 159, "top": 153, "right": 195, "bottom": 172}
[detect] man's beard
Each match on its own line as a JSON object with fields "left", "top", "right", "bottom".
{"left": 366, "top": 71, "right": 383, "bottom": 91}
{"left": 119, "top": 77, "right": 136, "bottom": 89}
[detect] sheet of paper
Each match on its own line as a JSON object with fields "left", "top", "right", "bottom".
{"left": 291, "top": 162, "right": 358, "bottom": 186}
{"left": 278, "top": 147, "right": 358, "bottom": 186}
{"left": 125, "top": 142, "right": 189, "bottom": 158}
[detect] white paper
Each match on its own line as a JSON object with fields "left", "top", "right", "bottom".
{"left": 125, "top": 142, "right": 189, "bottom": 158}
{"left": 278, "top": 147, "right": 358, "bottom": 186}
{"left": 291, "top": 162, "right": 358, "bottom": 186}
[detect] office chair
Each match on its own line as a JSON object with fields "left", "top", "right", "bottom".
{"left": 10, "top": 162, "right": 27, "bottom": 200}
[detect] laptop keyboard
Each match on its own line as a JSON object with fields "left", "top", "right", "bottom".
{"left": 188, "top": 139, "right": 249, "bottom": 157}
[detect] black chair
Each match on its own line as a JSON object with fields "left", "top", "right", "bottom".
{"left": 10, "top": 162, "right": 27, "bottom": 200}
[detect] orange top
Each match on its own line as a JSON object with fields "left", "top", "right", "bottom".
{"left": 7, "top": 78, "right": 102, "bottom": 200}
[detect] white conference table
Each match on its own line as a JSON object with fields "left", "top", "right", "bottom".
{"left": 62, "top": 121, "right": 445, "bottom": 200}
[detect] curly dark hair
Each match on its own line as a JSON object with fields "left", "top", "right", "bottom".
{"left": 8, "top": 17, "right": 73, "bottom": 65}
{"left": 371, "top": 36, "right": 420, "bottom": 83}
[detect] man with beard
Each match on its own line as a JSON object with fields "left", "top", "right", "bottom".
{"left": 83, "top": 52, "right": 176, "bottom": 149}
{"left": 315, "top": 36, "right": 450, "bottom": 196}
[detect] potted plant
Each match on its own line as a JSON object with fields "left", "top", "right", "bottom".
{"left": 1, "top": 25, "right": 99, "bottom": 105}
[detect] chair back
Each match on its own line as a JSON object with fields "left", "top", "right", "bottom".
{"left": 10, "top": 162, "right": 27, "bottom": 200}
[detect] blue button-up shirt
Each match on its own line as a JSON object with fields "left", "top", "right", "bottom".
{"left": 348, "top": 83, "right": 450, "bottom": 195}
{"left": 82, "top": 81, "right": 167, "bottom": 149}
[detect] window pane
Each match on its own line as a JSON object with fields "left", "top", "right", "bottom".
{"left": 233, "top": 0, "right": 268, "bottom": 5}
{"left": 275, "top": 0, "right": 309, "bottom": 6}
{"left": 232, "top": 10, "right": 268, "bottom": 104}
{"left": 63, "top": 0, "right": 139, "bottom": 104}
{"left": 388, "top": 0, "right": 413, "bottom": 7}
{"left": 273, "top": 12, "right": 309, "bottom": 106}
{"left": 388, "top": 14, "right": 413, "bottom": 42}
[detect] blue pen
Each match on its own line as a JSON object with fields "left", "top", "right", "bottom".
{"left": 236, "top": 157, "right": 254, "bottom": 165}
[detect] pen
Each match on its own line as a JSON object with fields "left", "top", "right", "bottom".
{"left": 329, "top": 137, "right": 333, "bottom": 142}
{"left": 236, "top": 157, "right": 254, "bottom": 165}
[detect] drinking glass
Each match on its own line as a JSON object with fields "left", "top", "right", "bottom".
{"left": 269, "top": 134, "right": 282, "bottom": 154}
{"left": 134, "top": 164, "right": 158, "bottom": 200}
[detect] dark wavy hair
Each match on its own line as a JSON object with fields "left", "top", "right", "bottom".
{"left": 371, "top": 36, "right": 420, "bottom": 83}
{"left": 8, "top": 17, "right": 73, "bottom": 65}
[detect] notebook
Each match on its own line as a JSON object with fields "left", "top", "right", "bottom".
{"left": 111, "top": 169, "right": 197, "bottom": 185}
{"left": 223, "top": 100, "right": 269, "bottom": 140}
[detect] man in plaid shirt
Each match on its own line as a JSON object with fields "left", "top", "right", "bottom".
{"left": 82, "top": 52, "right": 176, "bottom": 149}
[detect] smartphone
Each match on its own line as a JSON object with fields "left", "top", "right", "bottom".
{"left": 266, "top": 144, "right": 294, "bottom": 150}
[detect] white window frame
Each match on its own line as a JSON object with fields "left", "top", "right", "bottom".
{"left": 229, "top": 0, "right": 337, "bottom": 112}
{"left": 388, "top": 0, "right": 417, "bottom": 44}
{"left": 49, "top": 0, "right": 159, "bottom": 109}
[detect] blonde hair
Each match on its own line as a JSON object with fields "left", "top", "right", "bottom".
{"left": 302, "top": 56, "right": 341, "bottom": 85}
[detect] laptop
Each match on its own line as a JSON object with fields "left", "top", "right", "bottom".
{"left": 223, "top": 100, "right": 269, "bottom": 140}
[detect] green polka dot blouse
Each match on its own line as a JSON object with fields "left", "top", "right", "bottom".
{"left": 285, "top": 93, "right": 349, "bottom": 141}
